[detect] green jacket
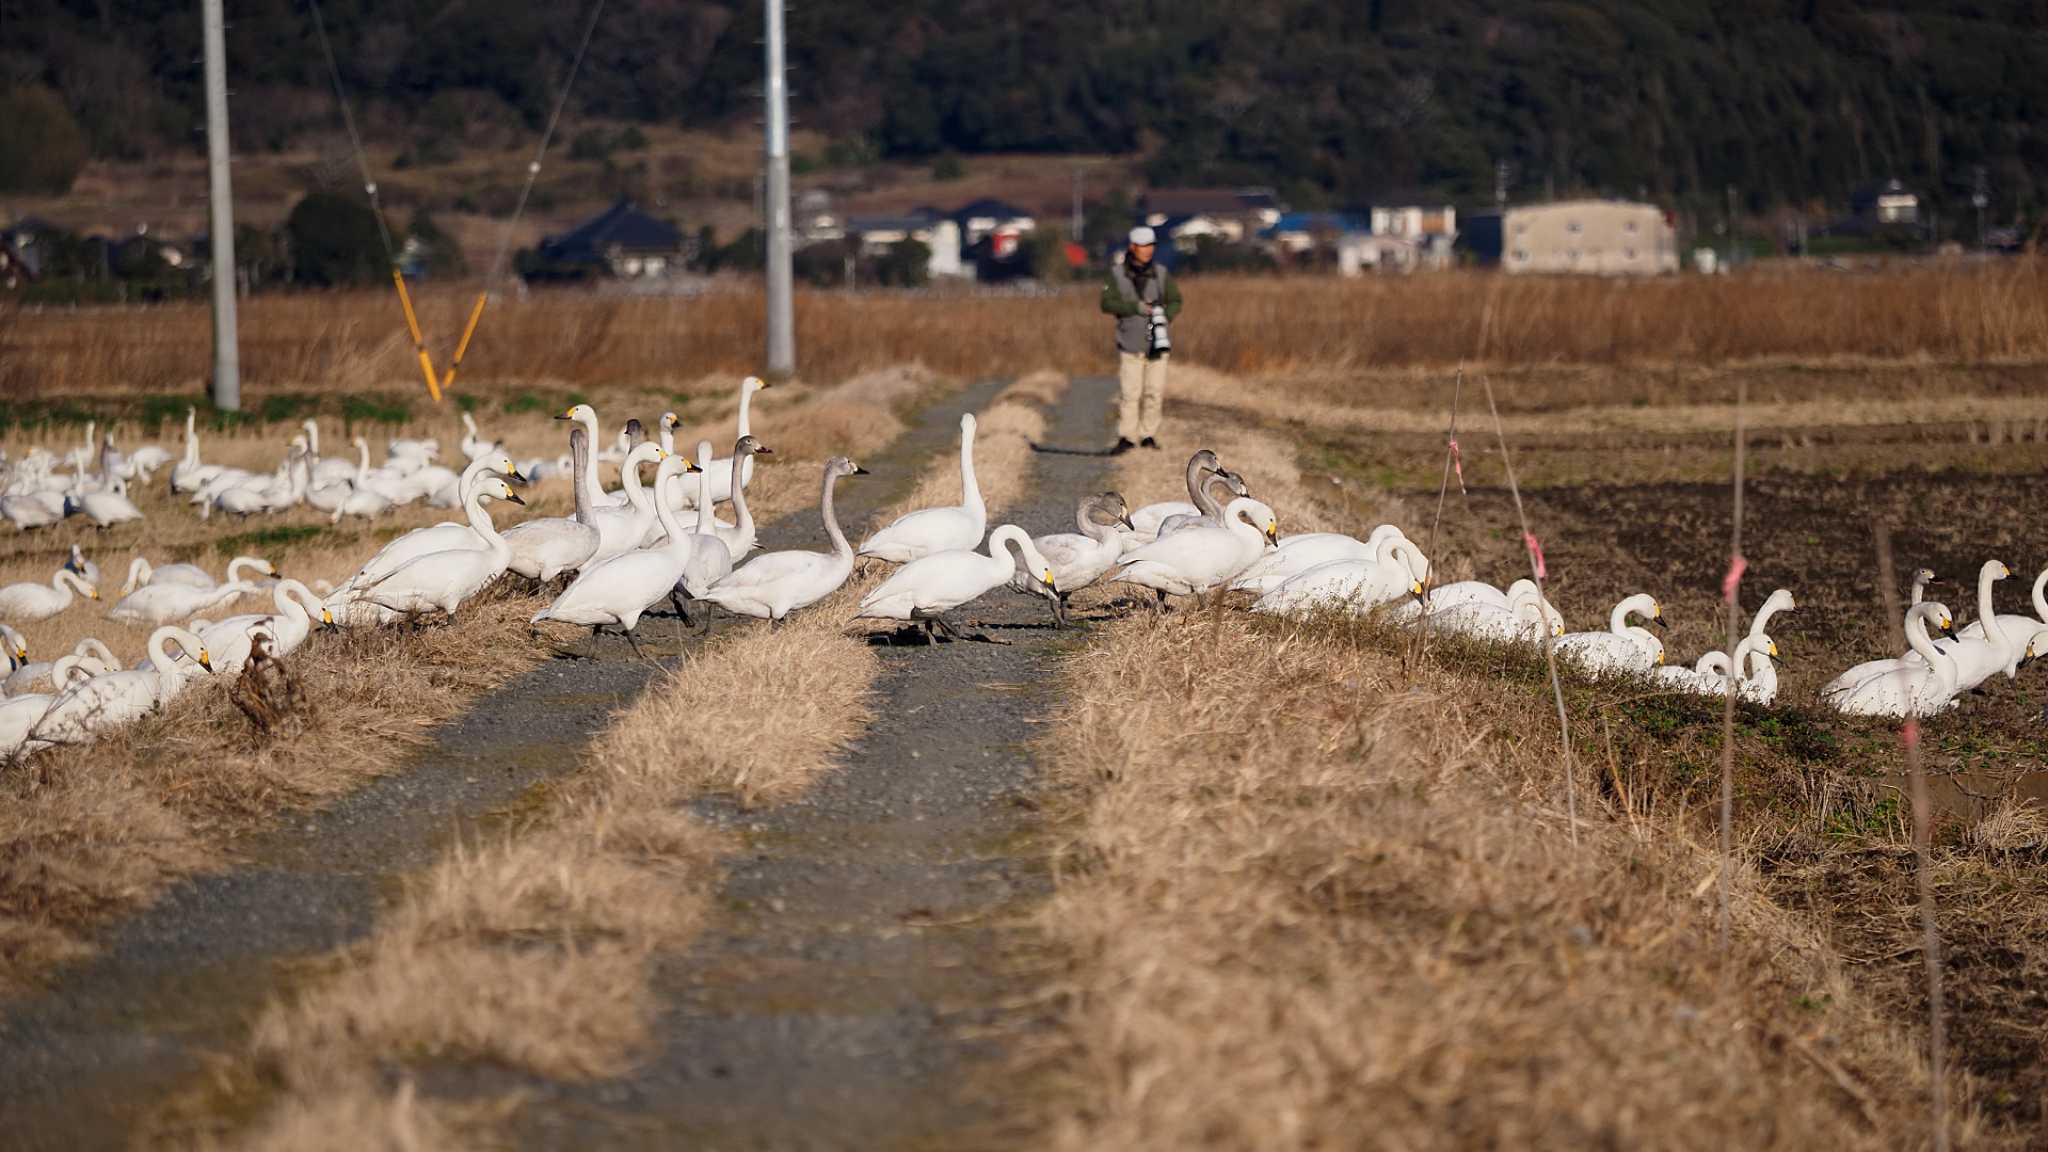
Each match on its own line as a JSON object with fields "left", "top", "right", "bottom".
{"left": 1101, "top": 256, "right": 1182, "bottom": 354}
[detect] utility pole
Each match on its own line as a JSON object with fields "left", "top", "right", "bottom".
{"left": 762, "top": 0, "right": 795, "bottom": 379}
{"left": 201, "top": 0, "right": 240, "bottom": 410}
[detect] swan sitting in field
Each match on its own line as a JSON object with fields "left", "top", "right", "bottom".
{"left": 1, "top": 490, "right": 64, "bottom": 530}
{"left": 860, "top": 413, "right": 984, "bottom": 564}
{"left": 1012, "top": 492, "right": 1134, "bottom": 627}
{"left": 701, "top": 457, "right": 867, "bottom": 623}
{"left": 356, "top": 478, "right": 527, "bottom": 618}
{"left": 857, "top": 524, "right": 1056, "bottom": 642}
{"left": 1421, "top": 579, "right": 1565, "bottom": 644}
{"left": 5, "top": 638, "right": 118, "bottom": 696}
{"left": 1822, "top": 603, "right": 1961, "bottom": 716}
{"left": 126, "top": 555, "right": 276, "bottom": 594}
{"left": 1900, "top": 560, "right": 2020, "bottom": 690}
{"left": 460, "top": 412, "right": 502, "bottom": 462}
{"left": 332, "top": 455, "right": 524, "bottom": 592}
{"left": 1554, "top": 594, "right": 1666, "bottom": 675}
{"left": 1250, "top": 533, "right": 1428, "bottom": 617}
{"left": 1656, "top": 635, "right": 1783, "bottom": 702}
{"left": 1113, "top": 496, "right": 1278, "bottom": 607}
{"left": 189, "top": 580, "right": 331, "bottom": 676}
{"left": 69, "top": 477, "right": 144, "bottom": 527}
{"left": 503, "top": 427, "right": 601, "bottom": 584}
{"left": 0, "top": 655, "right": 100, "bottom": 760}
{"left": 0, "top": 568, "right": 98, "bottom": 621}
{"left": 109, "top": 578, "right": 259, "bottom": 627}
{"left": 170, "top": 408, "right": 227, "bottom": 494}
{"left": 533, "top": 456, "right": 702, "bottom": 650}
{"left": 1954, "top": 563, "right": 2048, "bottom": 668}
{"left": 1232, "top": 525, "right": 1412, "bottom": 596}
{"left": 30, "top": 626, "right": 213, "bottom": 745}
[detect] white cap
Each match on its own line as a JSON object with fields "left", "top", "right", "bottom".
{"left": 1128, "top": 225, "right": 1156, "bottom": 246}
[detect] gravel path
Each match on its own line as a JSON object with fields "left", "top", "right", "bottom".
{"left": 0, "top": 376, "right": 1002, "bottom": 1151}
{"left": 445, "top": 375, "right": 1123, "bottom": 1150}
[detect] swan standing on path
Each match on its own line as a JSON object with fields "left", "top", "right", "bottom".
{"left": 701, "top": 437, "right": 769, "bottom": 558}
{"left": 1013, "top": 492, "right": 1134, "bottom": 627}
{"left": 1113, "top": 496, "right": 1279, "bottom": 608}
{"left": 356, "top": 478, "right": 528, "bottom": 619}
{"left": 0, "top": 568, "right": 98, "bottom": 621}
{"left": 584, "top": 442, "right": 671, "bottom": 564}
{"left": 859, "top": 413, "right": 984, "bottom": 564}
{"left": 503, "top": 427, "right": 602, "bottom": 584}
{"left": 533, "top": 455, "right": 703, "bottom": 652}
{"left": 671, "top": 441, "right": 737, "bottom": 621}
{"left": 858, "top": 525, "right": 1057, "bottom": 643}
{"left": 1554, "top": 594, "right": 1666, "bottom": 675}
{"left": 31, "top": 626, "right": 213, "bottom": 745}
{"left": 701, "top": 457, "right": 868, "bottom": 624}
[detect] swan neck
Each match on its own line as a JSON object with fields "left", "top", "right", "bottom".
{"left": 959, "top": 426, "right": 981, "bottom": 512}
{"left": 1195, "top": 473, "right": 1229, "bottom": 519}
{"left": 737, "top": 381, "right": 755, "bottom": 435}
{"left": 822, "top": 468, "right": 851, "bottom": 559}
{"left": 465, "top": 486, "right": 504, "bottom": 546}
{"left": 569, "top": 429, "right": 594, "bottom": 524}
{"left": 653, "top": 469, "right": 689, "bottom": 549}
{"left": 579, "top": 413, "right": 604, "bottom": 498}
{"left": 729, "top": 446, "right": 753, "bottom": 531}
{"left": 1608, "top": 600, "right": 1630, "bottom": 635}
{"left": 2034, "top": 568, "right": 2048, "bottom": 623}
{"left": 1980, "top": 565, "right": 2006, "bottom": 643}
{"left": 696, "top": 446, "right": 716, "bottom": 534}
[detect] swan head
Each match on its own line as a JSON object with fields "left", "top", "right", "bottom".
{"left": 1217, "top": 468, "right": 1252, "bottom": 498}
{"left": 734, "top": 435, "right": 772, "bottom": 459}
{"left": 1189, "top": 449, "right": 1221, "bottom": 472}
{"left": 197, "top": 648, "right": 213, "bottom": 672}
{"left": 558, "top": 403, "right": 597, "bottom": 424}
{"left": 484, "top": 478, "right": 526, "bottom": 507}
{"left": 660, "top": 412, "right": 680, "bottom": 432}
{"left": 320, "top": 606, "right": 337, "bottom": 630}
{"left": 959, "top": 412, "right": 976, "bottom": 436}
{"left": 492, "top": 454, "right": 528, "bottom": 484}
{"left": 743, "top": 375, "right": 769, "bottom": 394}
{"left": 827, "top": 457, "right": 869, "bottom": 479}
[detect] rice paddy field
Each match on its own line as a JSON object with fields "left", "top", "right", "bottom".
{"left": 0, "top": 267, "right": 2045, "bottom": 1148}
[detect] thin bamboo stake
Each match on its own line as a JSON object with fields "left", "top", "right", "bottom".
{"left": 1872, "top": 526, "right": 1950, "bottom": 1152}
{"left": 1716, "top": 376, "right": 1747, "bottom": 956}
{"left": 1479, "top": 374, "right": 1577, "bottom": 847}
{"left": 1410, "top": 367, "right": 1466, "bottom": 671}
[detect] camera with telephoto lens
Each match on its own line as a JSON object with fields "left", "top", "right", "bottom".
{"left": 1146, "top": 304, "right": 1171, "bottom": 358}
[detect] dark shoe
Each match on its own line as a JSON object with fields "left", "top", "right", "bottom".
{"left": 1111, "top": 438, "right": 1137, "bottom": 455}
{"left": 1140, "top": 437, "right": 1160, "bottom": 449}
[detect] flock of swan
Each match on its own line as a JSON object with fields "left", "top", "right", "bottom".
{"left": 0, "top": 378, "right": 2035, "bottom": 763}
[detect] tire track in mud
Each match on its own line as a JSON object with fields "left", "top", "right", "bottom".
{"left": 416, "top": 376, "right": 1121, "bottom": 1150}
{"left": 0, "top": 376, "right": 1005, "bottom": 1152}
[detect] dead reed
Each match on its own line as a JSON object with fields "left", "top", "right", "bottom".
{"left": 9, "top": 263, "right": 2048, "bottom": 402}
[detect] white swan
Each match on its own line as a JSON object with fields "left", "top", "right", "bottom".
{"left": 533, "top": 456, "right": 701, "bottom": 646}
{"left": 137, "top": 554, "right": 276, "bottom": 592}
{"left": 66, "top": 544, "right": 99, "bottom": 586}
{"left": 701, "top": 457, "right": 867, "bottom": 623}
{"left": 191, "top": 580, "right": 331, "bottom": 675}
{"left": 1012, "top": 492, "right": 1133, "bottom": 627}
{"left": 5, "top": 638, "right": 118, "bottom": 696}
{"left": 109, "top": 578, "right": 257, "bottom": 627}
{"left": 502, "top": 426, "right": 601, "bottom": 583}
{"left": 1250, "top": 534, "right": 1428, "bottom": 617}
{"left": 1822, "top": 603, "right": 1961, "bottom": 716}
{"left": 1114, "top": 496, "right": 1278, "bottom": 605}
{"left": 860, "top": 413, "right": 985, "bottom": 564}
{"left": 584, "top": 442, "right": 671, "bottom": 566}
{"left": 1, "top": 491, "right": 63, "bottom": 530}
{"left": 1554, "top": 593, "right": 1666, "bottom": 675}
{"left": 1658, "top": 635, "right": 1781, "bottom": 700}
{"left": 1956, "top": 564, "right": 2048, "bottom": 665}
{"left": 72, "top": 478, "right": 143, "bottom": 527}
{"left": 460, "top": 411, "right": 502, "bottom": 462}
{"left": 30, "top": 626, "right": 213, "bottom": 744}
{"left": 1903, "top": 560, "right": 2017, "bottom": 689}
{"left": 675, "top": 441, "right": 736, "bottom": 606}
{"left": 858, "top": 524, "right": 1056, "bottom": 641}
{"left": 333, "top": 454, "right": 524, "bottom": 591}
{"left": 557, "top": 404, "right": 628, "bottom": 508}
{"left": 1231, "top": 525, "right": 1412, "bottom": 595}
{"left": 675, "top": 376, "right": 770, "bottom": 509}
{"left": 170, "top": 407, "right": 227, "bottom": 494}
{"left": 1422, "top": 580, "right": 1566, "bottom": 644}
{"left": 357, "top": 478, "right": 527, "bottom": 617}
{"left": 0, "top": 623, "right": 26, "bottom": 671}
{"left": 0, "top": 568, "right": 97, "bottom": 621}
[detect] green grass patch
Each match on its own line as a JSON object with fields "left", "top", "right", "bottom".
{"left": 341, "top": 395, "right": 413, "bottom": 426}
{"left": 213, "top": 524, "right": 327, "bottom": 558}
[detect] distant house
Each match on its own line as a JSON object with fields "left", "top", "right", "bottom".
{"left": 1261, "top": 211, "right": 1369, "bottom": 255}
{"left": 953, "top": 198, "right": 1035, "bottom": 254}
{"left": 1141, "top": 187, "right": 1282, "bottom": 243}
{"left": 1851, "top": 179, "right": 1920, "bottom": 228}
{"left": 0, "top": 220, "right": 51, "bottom": 285}
{"left": 846, "top": 210, "right": 965, "bottom": 280}
{"left": 534, "top": 199, "right": 685, "bottom": 279}
{"left": 1462, "top": 200, "right": 1677, "bottom": 276}
{"left": 796, "top": 189, "right": 843, "bottom": 244}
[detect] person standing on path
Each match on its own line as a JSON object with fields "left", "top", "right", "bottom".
{"left": 1100, "top": 226, "right": 1182, "bottom": 454}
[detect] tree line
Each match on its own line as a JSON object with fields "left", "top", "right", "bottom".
{"left": 3, "top": 0, "right": 2045, "bottom": 220}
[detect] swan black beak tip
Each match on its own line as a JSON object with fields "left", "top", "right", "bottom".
{"left": 506, "top": 492, "right": 527, "bottom": 506}
{"left": 754, "top": 446, "right": 775, "bottom": 456}
{"left": 1120, "top": 515, "right": 1137, "bottom": 530}
{"left": 853, "top": 466, "right": 871, "bottom": 475}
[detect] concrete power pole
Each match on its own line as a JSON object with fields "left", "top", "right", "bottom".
{"left": 201, "top": 0, "right": 241, "bottom": 411}
{"left": 762, "top": 0, "right": 795, "bottom": 379}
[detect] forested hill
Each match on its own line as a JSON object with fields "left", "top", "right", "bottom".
{"left": 7, "top": 0, "right": 2047, "bottom": 214}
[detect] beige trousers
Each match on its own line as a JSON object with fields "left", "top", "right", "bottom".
{"left": 1117, "top": 352, "right": 1168, "bottom": 441}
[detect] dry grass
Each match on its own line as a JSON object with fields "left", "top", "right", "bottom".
{"left": 1028, "top": 612, "right": 1965, "bottom": 1150}
{"left": 11, "top": 264, "right": 2048, "bottom": 402}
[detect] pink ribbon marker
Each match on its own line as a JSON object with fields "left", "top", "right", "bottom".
{"left": 1902, "top": 717, "right": 1921, "bottom": 750}
{"left": 1722, "top": 554, "right": 1747, "bottom": 603}
{"left": 1523, "top": 532, "right": 1546, "bottom": 581}
{"left": 1447, "top": 438, "right": 1467, "bottom": 494}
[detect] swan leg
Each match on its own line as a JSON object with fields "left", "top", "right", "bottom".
{"left": 1052, "top": 593, "right": 1069, "bottom": 630}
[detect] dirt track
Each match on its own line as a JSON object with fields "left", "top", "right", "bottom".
{"left": 0, "top": 374, "right": 1083, "bottom": 1150}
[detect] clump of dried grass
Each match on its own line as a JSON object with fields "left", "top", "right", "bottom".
{"left": 1029, "top": 612, "right": 1957, "bottom": 1150}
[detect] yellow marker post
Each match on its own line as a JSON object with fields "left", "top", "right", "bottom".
{"left": 390, "top": 267, "right": 442, "bottom": 402}
{"left": 439, "top": 291, "right": 489, "bottom": 395}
